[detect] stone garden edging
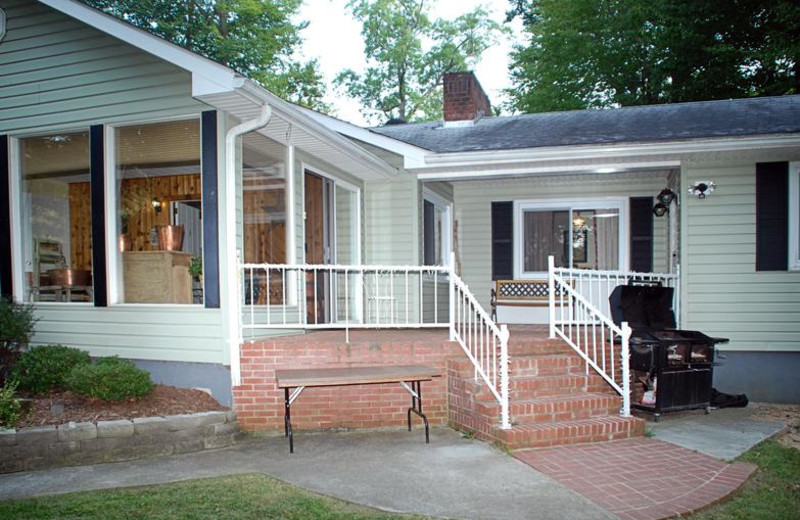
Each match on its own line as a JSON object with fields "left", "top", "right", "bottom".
{"left": 0, "top": 411, "right": 240, "bottom": 474}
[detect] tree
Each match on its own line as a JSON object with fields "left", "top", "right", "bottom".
{"left": 506, "top": 0, "right": 800, "bottom": 113}
{"left": 81, "top": 0, "right": 327, "bottom": 109}
{"left": 335, "top": 0, "right": 506, "bottom": 124}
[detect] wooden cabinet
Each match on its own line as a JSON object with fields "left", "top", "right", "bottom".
{"left": 122, "top": 251, "right": 193, "bottom": 304}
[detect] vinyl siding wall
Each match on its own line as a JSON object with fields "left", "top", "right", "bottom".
{"left": 454, "top": 173, "right": 671, "bottom": 311}
{"left": 1, "top": 0, "right": 227, "bottom": 363}
{"left": 681, "top": 152, "right": 800, "bottom": 352}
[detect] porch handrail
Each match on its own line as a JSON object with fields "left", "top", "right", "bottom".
{"left": 450, "top": 272, "right": 511, "bottom": 429}
{"left": 548, "top": 256, "right": 632, "bottom": 417}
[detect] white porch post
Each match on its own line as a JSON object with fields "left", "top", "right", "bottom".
{"left": 499, "top": 324, "right": 510, "bottom": 429}
{"left": 620, "top": 322, "right": 631, "bottom": 417}
{"left": 548, "top": 255, "right": 556, "bottom": 338}
{"left": 449, "top": 252, "right": 456, "bottom": 340}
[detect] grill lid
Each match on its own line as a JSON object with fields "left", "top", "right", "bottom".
{"left": 609, "top": 284, "right": 676, "bottom": 330}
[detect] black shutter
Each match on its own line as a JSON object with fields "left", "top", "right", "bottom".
{"left": 491, "top": 201, "right": 513, "bottom": 280}
{"left": 630, "top": 197, "right": 653, "bottom": 272}
{"left": 423, "top": 200, "right": 435, "bottom": 265}
{"left": 201, "top": 110, "right": 221, "bottom": 308}
{"left": 756, "top": 161, "right": 789, "bottom": 271}
{"left": 0, "top": 135, "right": 11, "bottom": 299}
{"left": 89, "top": 125, "right": 108, "bottom": 306}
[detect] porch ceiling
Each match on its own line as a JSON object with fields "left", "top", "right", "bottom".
{"left": 446, "top": 168, "right": 675, "bottom": 187}
{"left": 198, "top": 87, "right": 397, "bottom": 182}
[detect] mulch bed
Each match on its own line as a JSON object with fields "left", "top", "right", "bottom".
{"left": 15, "top": 385, "right": 228, "bottom": 428}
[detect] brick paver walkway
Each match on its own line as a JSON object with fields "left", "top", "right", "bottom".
{"left": 515, "top": 439, "right": 756, "bottom": 520}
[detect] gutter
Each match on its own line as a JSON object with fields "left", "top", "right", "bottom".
{"left": 225, "top": 104, "right": 272, "bottom": 386}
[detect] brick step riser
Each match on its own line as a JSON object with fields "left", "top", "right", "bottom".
{"left": 450, "top": 374, "right": 615, "bottom": 402}
{"left": 492, "top": 418, "right": 646, "bottom": 451}
{"left": 472, "top": 400, "right": 622, "bottom": 423}
{"left": 448, "top": 357, "right": 587, "bottom": 379}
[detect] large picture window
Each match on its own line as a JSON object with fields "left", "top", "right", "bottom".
{"left": 114, "top": 120, "right": 202, "bottom": 304}
{"left": 516, "top": 200, "right": 624, "bottom": 277}
{"left": 19, "top": 131, "right": 93, "bottom": 303}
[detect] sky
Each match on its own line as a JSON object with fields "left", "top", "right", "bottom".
{"left": 297, "top": 0, "right": 524, "bottom": 125}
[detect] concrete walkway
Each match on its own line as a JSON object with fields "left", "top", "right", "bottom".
{"left": 0, "top": 428, "right": 615, "bottom": 520}
{"left": 646, "top": 405, "right": 787, "bottom": 460}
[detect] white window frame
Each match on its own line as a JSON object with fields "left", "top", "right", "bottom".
{"left": 789, "top": 161, "right": 800, "bottom": 271}
{"left": 108, "top": 116, "right": 203, "bottom": 306}
{"left": 422, "top": 188, "right": 452, "bottom": 267}
{"left": 9, "top": 128, "right": 94, "bottom": 305}
{"left": 514, "top": 197, "right": 629, "bottom": 279}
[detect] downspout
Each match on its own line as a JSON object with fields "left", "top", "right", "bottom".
{"left": 225, "top": 104, "right": 272, "bottom": 386}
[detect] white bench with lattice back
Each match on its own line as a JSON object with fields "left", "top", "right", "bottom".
{"left": 490, "top": 279, "right": 568, "bottom": 324}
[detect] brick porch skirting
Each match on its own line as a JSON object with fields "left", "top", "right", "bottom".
{"left": 234, "top": 330, "right": 460, "bottom": 432}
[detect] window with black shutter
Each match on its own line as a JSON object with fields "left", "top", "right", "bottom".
{"left": 491, "top": 201, "right": 513, "bottom": 280}
{"left": 756, "top": 162, "right": 789, "bottom": 271}
{"left": 629, "top": 197, "right": 654, "bottom": 272}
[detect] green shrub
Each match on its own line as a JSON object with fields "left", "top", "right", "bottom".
{"left": 0, "top": 298, "right": 38, "bottom": 384}
{"left": 66, "top": 357, "right": 154, "bottom": 401}
{"left": 0, "top": 380, "right": 21, "bottom": 428}
{"left": 12, "top": 345, "right": 91, "bottom": 395}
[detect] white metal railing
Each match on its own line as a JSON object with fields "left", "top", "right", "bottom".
{"left": 240, "top": 255, "right": 511, "bottom": 429}
{"left": 547, "top": 257, "right": 681, "bottom": 416}
{"left": 451, "top": 275, "right": 511, "bottom": 429}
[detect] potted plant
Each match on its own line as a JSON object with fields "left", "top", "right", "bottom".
{"left": 189, "top": 256, "right": 203, "bottom": 304}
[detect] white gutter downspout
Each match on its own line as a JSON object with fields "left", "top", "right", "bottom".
{"left": 225, "top": 104, "right": 272, "bottom": 386}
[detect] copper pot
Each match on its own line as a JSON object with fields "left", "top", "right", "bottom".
{"left": 48, "top": 269, "right": 91, "bottom": 287}
{"left": 157, "top": 225, "right": 184, "bottom": 251}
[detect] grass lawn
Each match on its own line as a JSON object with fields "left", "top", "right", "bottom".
{"left": 689, "top": 440, "right": 800, "bottom": 520}
{"left": 0, "top": 473, "right": 425, "bottom": 520}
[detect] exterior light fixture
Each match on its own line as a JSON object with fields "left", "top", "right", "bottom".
{"left": 572, "top": 216, "right": 586, "bottom": 228}
{"left": 652, "top": 203, "right": 669, "bottom": 217}
{"left": 657, "top": 188, "right": 677, "bottom": 205}
{"left": 151, "top": 198, "right": 163, "bottom": 212}
{"left": 689, "top": 181, "right": 715, "bottom": 199}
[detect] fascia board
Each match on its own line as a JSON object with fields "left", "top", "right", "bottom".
{"left": 419, "top": 134, "right": 800, "bottom": 170}
{"left": 238, "top": 81, "right": 396, "bottom": 179}
{"left": 297, "top": 107, "right": 429, "bottom": 169}
{"left": 39, "top": 0, "right": 240, "bottom": 95}
{"left": 417, "top": 160, "right": 682, "bottom": 182}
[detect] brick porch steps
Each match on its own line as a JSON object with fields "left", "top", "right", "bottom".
{"left": 448, "top": 325, "right": 645, "bottom": 450}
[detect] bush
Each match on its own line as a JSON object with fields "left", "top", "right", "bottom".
{"left": 66, "top": 357, "right": 154, "bottom": 401}
{"left": 0, "top": 380, "right": 21, "bottom": 428}
{"left": 12, "top": 345, "right": 91, "bottom": 395}
{"left": 0, "top": 298, "right": 38, "bottom": 384}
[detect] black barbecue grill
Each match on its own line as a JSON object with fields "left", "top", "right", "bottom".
{"left": 609, "top": 281, "right": 728, "bottom": 421}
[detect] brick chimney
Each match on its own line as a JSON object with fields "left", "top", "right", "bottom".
{"left": 443, "top": 72, "right": 491, "bottom": 124}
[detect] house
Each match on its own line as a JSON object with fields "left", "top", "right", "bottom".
{"left": 1, "top": 0, "right": 798, "bottom": 450}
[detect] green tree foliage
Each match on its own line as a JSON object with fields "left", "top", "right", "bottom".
{"left": 335, "top": 0, "right": 506, "bottom": 124}
{"left": 506, "top": 0, "right": 800, "bottom": 113}
{"left": 81, "top": 0, "right": 327, "bottom": 109}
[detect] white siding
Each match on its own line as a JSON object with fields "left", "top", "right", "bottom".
{"left": 681, "top": 153, "right": 800, "bottom": 352}
{"left": 454, "top": 172, "right": 671, "bottom": 310}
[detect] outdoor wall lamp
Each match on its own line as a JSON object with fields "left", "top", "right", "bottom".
{"left": 652, "top": 203, "right": 669, "bottom": 217}
{"left": 151, "top": 198, "right": 163, "bottom": 212}
{"left": 657, "top": 188, "right": 677, "bottom": 205}
{"left": 689, "top": 181, "right": 715, "bottom": 199}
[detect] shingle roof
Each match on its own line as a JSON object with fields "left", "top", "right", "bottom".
{"left": 369, "top": 96, "right": 800, "bottom": 153}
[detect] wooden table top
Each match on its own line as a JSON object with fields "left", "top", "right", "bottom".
{"left": 275, "top": 364, "right": 441, "bottom": 388}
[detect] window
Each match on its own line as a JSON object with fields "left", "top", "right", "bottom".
{"left": 423, "top": 190, "right": 451, "bottom": 266}
{"left": 19, "top": 131, "right": 93, "bottom": 303}
{"left": 790, "top": 162, "right": 799, "bottom": 271}
{"left": 114, "top": 120, "right": 202, "bottom": 304}
{"left": 516, "top": 200, "right": 624, "bottom": 277}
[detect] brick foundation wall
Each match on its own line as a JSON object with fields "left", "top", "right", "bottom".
{"left": 234, "top": 330, "right": 461, "bottom": 432}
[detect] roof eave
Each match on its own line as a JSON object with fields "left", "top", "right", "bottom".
{"left": 414, "top": 133, "right": 800, "bottom": 180}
